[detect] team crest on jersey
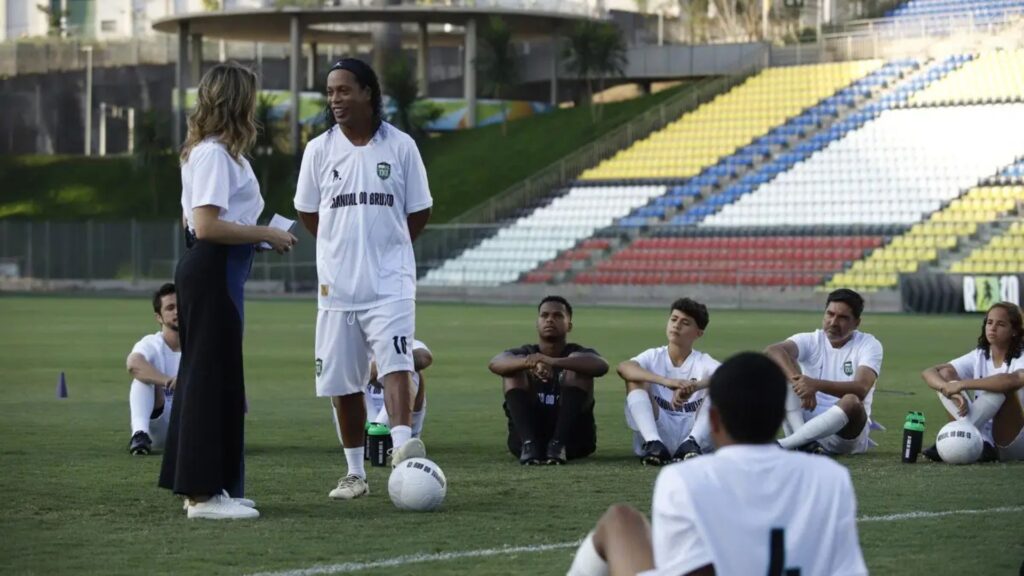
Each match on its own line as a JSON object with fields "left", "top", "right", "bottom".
{"left": 843, "top": 360, "right": 853, "bottom": 376}
{"left": 315, "top": 358, "right": 323, "bottom": 377}
{"left": 376, "top": 162, "right": 391, "bottom": 180}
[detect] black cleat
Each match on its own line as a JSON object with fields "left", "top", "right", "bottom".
{"left": 545, "top": 439, "right": 567, "bottom": 465}
{"left": 922, "top": 444, "right": 942, "bottom": 462}
{"left": 129, "top": 431, "right": 152, "bottom": 456}
{"left": 979, "top": 441, "right": 999, "bottom": 463}
{"left": 519, "top": 440, "right": 543, "bottom": 465}
{"left": 672, "top": 437, "right": 703, "bottom": 462}
{"left": 796, "top": 440, "right": 828, "bottom": 455}
{"left": 640, "top": 440, "right": 671, "bottom": 466}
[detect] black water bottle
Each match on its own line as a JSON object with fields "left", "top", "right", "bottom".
{"left": 902, "top": 411, "right": 925, "bottom": 463}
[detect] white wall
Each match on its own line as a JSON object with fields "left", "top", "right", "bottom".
{"left": 3, "top": 0, "right": 51, "bottom": 40}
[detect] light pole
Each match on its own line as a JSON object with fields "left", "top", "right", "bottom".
{"left": 83, "top": 46, "right": 93, "bottom": 156}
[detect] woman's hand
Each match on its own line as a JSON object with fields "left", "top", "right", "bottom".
{"left": 263, "top": 228, "right": 297, "bottom": 254}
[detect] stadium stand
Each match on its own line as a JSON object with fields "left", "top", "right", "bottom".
{"left": 886, "top": 0, "right": 1024, "bottom": 26}
{"left": 908, "top": 48, "right": 1024, "bottom": 105}
{"left": 419, "top": 185, "right": 666, "bottom": 286}
{"left": 577, "top": 61, "right": 883, "bottom": 181}
{"left": 949, "top": 209, "right": 1024, "bottom": 274}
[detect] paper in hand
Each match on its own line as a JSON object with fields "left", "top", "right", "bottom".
{"left": 259, "top": 214, "right": 296, "bottom": 250}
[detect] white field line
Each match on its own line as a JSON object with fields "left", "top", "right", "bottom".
{"left": 250, "top": 505, "right": 1024, "bottom": 576}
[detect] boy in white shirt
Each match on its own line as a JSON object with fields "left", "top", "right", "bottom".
{"left": 617, "top": 298, "right": 719, "bottom": 465}
{"left": 567, "top": 352, "right": 867, "bottom": 576}
{"left": 126, "top": 283, "right": 181, "bottom": 455}
{"left": 765, "top": 289, "right": 883, "bottom": 455}
{"left": 921, "top": 301, "right": 1024, "bottom": 462}
{"left": 295, "top": 58, "right": 433, "bottom": 500}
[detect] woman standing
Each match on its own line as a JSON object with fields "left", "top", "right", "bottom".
{"left": 159, "top": 62, "right": 296, "bottom": 519}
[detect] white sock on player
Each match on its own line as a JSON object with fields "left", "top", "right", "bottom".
{"left": 391, "top": 425, "right": 412, "bottom": 449}
{"left": 779, "top": 405, "right": 849, "bottom": 450}
{"left": 626, "top": 389, "right": 660, "bottom": 443}
{"left": 783, "top": 387, "right": 805, "bottom": 437}
{"left": 566, "top": 531, "right": 609, "bottom": 576}
{"left": 689, "top": 398, "right": 713, "bottom": 451}
{"left": 965, "top": 390, "right": 1005, "bottom": 429}
{"left": 412, "top": 401, "right": 426, "bottom": 438}
{"left": 344, "top": 447, "right": 366, "bottom": 479}
{"left": 374, "top": 405, "right": 390, "bottom": 427}
{"left": 129, "top": 380, "right": 155, "bottom": 435}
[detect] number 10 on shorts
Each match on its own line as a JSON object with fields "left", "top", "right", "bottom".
{"left": 392, "top": 336, "right": 409, "bottom": 355}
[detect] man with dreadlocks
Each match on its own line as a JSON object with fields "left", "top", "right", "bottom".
{"left": 921, "top": 301, "right": 1024, "bottom": 462}
{"left": 294, "top": 58, "right": 433, "bottom": 500}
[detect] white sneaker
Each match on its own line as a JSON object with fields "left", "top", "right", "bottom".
{"left": 389, "top": 438, "right": 426, "bottom": 468}
{"left": 328, "top": 474, "right": 369, "bottom": 500}
{"left": 186, "top": 494, "right": 260, "bottom": 520}
{"left": 223, "top": 489, "right": 256, "bottom": 508}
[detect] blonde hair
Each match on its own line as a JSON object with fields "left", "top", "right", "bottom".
{"left": 180, "top": 62, "right": 259, "bottom": 164}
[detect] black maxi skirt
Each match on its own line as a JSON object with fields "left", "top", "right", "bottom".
{"left": 159, "top": 239, "right": 254, "bottom": 497}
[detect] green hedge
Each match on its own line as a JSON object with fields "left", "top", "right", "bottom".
{"left": 0, "top": 85, "right": 691, "bottom": 223}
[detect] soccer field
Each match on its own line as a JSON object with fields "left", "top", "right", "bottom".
{"left": 0, "top": 296, "right": 1021, "bottom": 575}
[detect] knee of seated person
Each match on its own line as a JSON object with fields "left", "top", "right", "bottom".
{"left": 502, "top": 372, "right": 530, "bottom": 391}
{"left": 838, "top": 394, "right": 864, "bottom": 412}
{"left": 561, "top": 371, "right": 594, "bottom": 390}
{"left": 602, "top": 503, "right": 644, "bottom": 527}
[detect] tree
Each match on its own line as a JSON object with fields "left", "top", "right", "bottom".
{"left": 477, "top": 16, "right": 518, "bottom": 136}
{"left": 36, "top": 3, "right": 69, "bottom": 37}
{"left": 132, "top": 110, "right": 171, "bottom": 214}
{"left": 565, "top": 22, "right": 627, "bottom": 122}
{"left": 382, "top": 56, "right": 419, "bottom": 136}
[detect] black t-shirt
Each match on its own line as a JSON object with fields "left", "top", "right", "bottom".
{"left": 504, "top": 343, "right": 600, "bottom": 409}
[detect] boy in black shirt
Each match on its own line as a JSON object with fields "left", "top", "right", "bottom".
{"left": 488, "top": 296, "right": 609, "bottom": 464}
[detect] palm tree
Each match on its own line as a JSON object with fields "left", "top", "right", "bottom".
{"left": 477, "top": 16, "right": 518, "bottom": 136}
{"left": 565, "top": 22, "right": 627, "bottom": 123}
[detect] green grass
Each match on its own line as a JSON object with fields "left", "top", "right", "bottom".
{"left": 0, "top": 297, "right": 1021, "bottom": 575}
{"left": 0, "top": 86, "right": 690, "bottom": 224}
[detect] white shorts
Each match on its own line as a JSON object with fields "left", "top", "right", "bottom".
{"left": 625, "top": 403, "right": 695, "bottom": 455}
{"left": 997, "top": 426, "right": 1024, "bottom": 461}
{"left": 804, "top": 405, "right": 873, "bottom": 455}
{"left": 315, "top": 300, "right": 415, "bottom": 397}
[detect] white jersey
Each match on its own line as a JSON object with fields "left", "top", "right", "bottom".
{"left": 647, "top": 444, "right": 867, "bottom": 576}
{"left": 181, "top": 139, "right": 265, "bottom": 230}
{"left": 948, "top": 348, "right": 1024, "bottom": 444}
{"left": 294, "top": 122, "right": 433, "bottom": 311}
{"left": 128, "top": 332, "right": 180, "bottom": 396}
{"left": 789, "top": 330, "right": 883, "bottom": 418}
{"left": 630, "top": 347, "right": 720, "bottom": 419}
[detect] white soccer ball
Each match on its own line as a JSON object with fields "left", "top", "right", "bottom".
{"left": 936, "top": 420, "right": 983, "bottom": 465}
{"left": 388, "top": 457, "right": 447, "bottom": 511}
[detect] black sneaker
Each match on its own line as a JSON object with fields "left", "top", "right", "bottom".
{"left": 129, "top": 431, "right": 152, "bottom": 456}
{"left": 640, "top": 440, "right": 671, "bottom": 466}
{"left": 922, "top": 444, "right": 942, "bottom": 462}
{"left": 796, "top": 440, "right": 828, "bottom": 455}
{"left": 672, "top": 437, "right": 702, "bottom": 462}
{"left": 979, "top": 441, "right": 999, "bottom": 463}
{"left": 545, "top": 439, "right": 567, "bottom": 465}
{"left": 519, "top": 440, "right": 543, "bottom": 465}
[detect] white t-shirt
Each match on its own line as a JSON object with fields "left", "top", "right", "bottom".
{"left": 128, "top": 332, "right": 181, "bottom": 397}
{"left": 181, "top": 139, "right": 265, "bottom": 230}
{"left": 948, "top": 349, "right": 1024, "bottom": 444}
{"left": 788, "top": 330, "right": 883, "bottom": 418}
{"left": 630, "top": 347, "right": 720, "bottom": 420}
{"left": 294, "top": 123, "right": 433, "bottom": 311}
{"left": 646, "top": 444, "right": 867, "bottom": 576}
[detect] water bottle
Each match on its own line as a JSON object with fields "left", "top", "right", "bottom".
{"left": 367, "top": 422, "right": 392, "bottom": 467}
{"left": 902, "top": 411, "right": 925, "bottom": 463}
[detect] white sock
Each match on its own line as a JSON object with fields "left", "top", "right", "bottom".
{"left": 567, "top": 531, "right": 609, "bottom": 576}
{"left": 937, "top": 390, "right": 966, "bottom": 420}
{"left": 391, "top": 424, "right": 412, "bottom": 449}
{"left": 779, "top": 405, "right": 849, "bottom": 449}
{"left": 412, "top": 402, "right": 427, "bottom": 438}
{"left": 626, "top": 389, "right": 660, "bottom": 443}
{"left": 967, "top": 390, "right": 1005, "bottom": 430}
{"left": 689, "top": 398, "right": 713, "bottom": 451}
{"left": 783, "top": 387, "right": 805, "bottom": 437}
{"left": 129, "top": 380, "right": 155, "bottom": 435}
{"left": 374, "top": 405, "right": 390, "bottom": 427}
{"left": 344, "top": 447, "right": 366, "bottom": 479}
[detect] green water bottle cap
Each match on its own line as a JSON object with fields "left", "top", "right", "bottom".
{"left": 904, "top": 418, "right": 925, "bottom": 432}
{"left": 905, "top": 411, "right": 925, "bottom": 423}
{"left": 367, "top": 423, "right": 390, "bottom": 436}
